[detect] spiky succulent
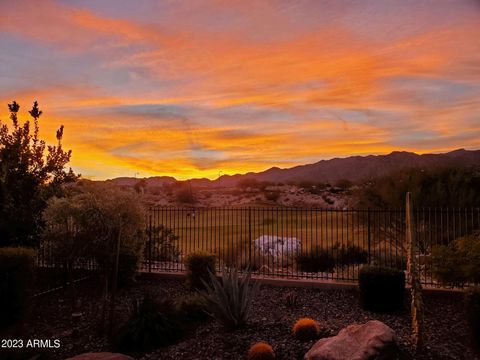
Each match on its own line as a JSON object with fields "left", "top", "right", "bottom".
{"left": 200, "top": 267, "right": 260, "bottom": 329}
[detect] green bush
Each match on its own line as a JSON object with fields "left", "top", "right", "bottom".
{"left": 372, "top": 252, "right": 407, "bottom": 271}
{"left": 43, "top": 188, "right": 146, "bottom": 294}
{"left": 115, "top": 294, "right": 184, "bottom": 354}
{"left": 465, "top": 286, "right": 480, "bottom": 351}
{"left": 432, "top": 231, "right": 480, "bottom": 285}
{"left": 335, "top": 244, "right": 368, "bottom": 266}
{"left": 296, "top": 247, "right": 335, "bottom": 273}
{"left": 145, "top": 225, "right": 180, "bottom": 262}
{"left": 0, "top": 247, "right": 35, "bottom": 327}
{"left": 431, "top": 245, "right": 464, "bottom": 285}
{"left": 358, "top": 265, "right": 405, "bottom": 312}
{"left": 174, "top": 293, "right": 210, "bottom": 322}
{"left": 185, "top": 252, "right": 216, "bottom": 290}
{"left": 201, "top": 267, "right": 259, "bottom": 329}
{"left": 117, "top": 248, "right": 142, "bottom": 287}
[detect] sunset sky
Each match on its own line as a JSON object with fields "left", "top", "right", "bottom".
{"left": 1, "top": 0, "right": 479, "bottom": 180}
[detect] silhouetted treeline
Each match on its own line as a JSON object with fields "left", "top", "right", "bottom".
{"left": 353, "top": 166, "right": 480, "bottom": 208}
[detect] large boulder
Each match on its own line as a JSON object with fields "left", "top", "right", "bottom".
{"left": 304, "top": 320, "right": 397, "bottom": 360}
{"left": 66, "top": 353, "right": 134, "bottom": 360}
{"left": 254, "top": 235, "right": 301, "bottom": 265}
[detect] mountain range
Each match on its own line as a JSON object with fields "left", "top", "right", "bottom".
{"left": 102, "top": 149, "right": 480, "bottom": 188}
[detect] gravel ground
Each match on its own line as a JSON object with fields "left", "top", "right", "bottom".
{"left": 2, "top": 277, "right": 478, "bottom": 360}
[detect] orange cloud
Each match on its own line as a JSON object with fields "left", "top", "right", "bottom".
{"left": 0, "top": 0, "right": 479, "bottom": 179}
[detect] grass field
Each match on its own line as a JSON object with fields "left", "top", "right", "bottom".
{"left": 147, "top": 207, "right": 406, "bottom": 266}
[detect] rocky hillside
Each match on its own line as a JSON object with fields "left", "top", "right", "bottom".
{"left": 101, "top": 149, "right": 480, "bottom": 188}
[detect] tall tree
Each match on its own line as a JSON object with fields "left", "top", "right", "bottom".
{"left": 0, "top": 101, "right": 78, "bottom": 247}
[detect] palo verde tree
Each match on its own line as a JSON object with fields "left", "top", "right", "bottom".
{"left": 0, "top": 101, "right": 78, "bottom": 247}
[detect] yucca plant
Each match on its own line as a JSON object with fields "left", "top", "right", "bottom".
{"left": 200, "top": 267, "right": 260, "bottom": 330}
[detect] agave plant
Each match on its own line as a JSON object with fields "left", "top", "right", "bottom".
{"left": 200, "top": 267, "right": 260, "bottom": 330}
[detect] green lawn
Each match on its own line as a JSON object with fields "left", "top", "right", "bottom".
{"left": 148, "top": 208, "right": 405, "bottom": 261}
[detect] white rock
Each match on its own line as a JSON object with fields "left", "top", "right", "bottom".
{"left": 254, "top": 235, "right": 301, "bottom": 264}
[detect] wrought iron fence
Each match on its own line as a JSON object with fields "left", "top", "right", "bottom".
{"left": 35, "top": 241, "right": 98, "bottom": 295}
{"left": 144, "top": 207, "right": 480, "bottom": 285}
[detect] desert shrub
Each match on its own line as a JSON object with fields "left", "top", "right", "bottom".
{"left": 358, "top": 266, "right": 405, "bottom": 312}
{"left": 174, "top": 293, "right": 210, "bottom": 322}
{"left": 115, "top": 294, "right": 183, "bottom": 354}
{"left": 296, "top": 247, "right": 335, "bottom": 273}
{"left": 117, "top": 248, "right": 142, "bottom": 287}
{"left": 432, "top": 231, "right": 480, "bottom": 285}
{"left": 145, "top": 225, "right": 180, "bottom": 261}
{"left": 238, "top": 178, "right": 260, "bottom": 190}
{"left": 134, "top": 179, "right": 147, "bottom": 194}
{"left": 185, "top": 252, "right": 216, "bottom": 290}
{"left": 233, "top": 243, "right": 273, "bottom": 272}
{"left": 44, "top": 187, "right": 145, "bottom": 289}
{"left": 321, "top": 194, "right": 334, "bottom": 205}
{"left": 335, "top": 179, "right": 352, "bottom": 190}
{"left": 292, "top": 318, "right": 320, "bottom": 341}
{"left": 0, "top": 247, "right": 35, "bottom": 328}
{"left": 354, "top": 167, "right": 480, "bottom": 208}
{"left": 201, "top": 267, "right": 259, "bottom": 329}
{"left": 247, "top": 342, "right": 275, "bottom": 360}
{"left": 431, "top": 245, "right": 463, "bottom": 285}
{"left": 465, "top": 287, "right": 480, "bottom": 351}
{"left": 335, "top": 244, "right": 368, "bottom": 266}
{"left": 265, "top": 191, "right": 280, "bottom": 202}
{"left": 149, "top": 187, "right": 162, "bottom": 196}
{"left": 175, "top": 188, "right": 197, "bottom": 204}
{"left": 372, "top": 252, "right": 407, "bottom": 270}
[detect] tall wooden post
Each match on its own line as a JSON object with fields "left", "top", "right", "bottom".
{"left": 406, "top": 192, "right": 425, "bottom": 350}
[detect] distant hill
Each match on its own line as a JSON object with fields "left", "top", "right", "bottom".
{"left": 102, "top": 149, "right": 480, "bottom": 188}
{"left": 103, "top": 176, "right": 177, "bottom": 187}
{"left": 205, "top": 149, "right": 480, "bottom": 187}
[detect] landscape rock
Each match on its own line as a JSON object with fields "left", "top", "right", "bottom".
{"left": 304, "top": 320, "right": 397, "bottom": 360}
{"left": 66, "top": 352, "right": 134, "bottom": 360}
{"left": 254, "top": 235, "right": 301, "bottom": 264}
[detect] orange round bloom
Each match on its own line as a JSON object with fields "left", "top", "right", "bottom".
{"left": 292, "top": 317, "right": 320, "bottom": 341}
{"left": 247, "top": 341, "right": 275, "bottom": 360}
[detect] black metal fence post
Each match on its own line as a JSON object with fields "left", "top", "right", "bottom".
{"left": 367, "top": 208, "right": 371, "bottom": 265}
{"left": 248, "top": 207, "right": 252, "bottom": 266}
{"left": 148, "top": 210, "right": 152, "bottom": 273}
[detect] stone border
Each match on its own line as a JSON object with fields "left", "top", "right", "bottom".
{"left": 138, "top": 270, "right": 465, "bottom": 294}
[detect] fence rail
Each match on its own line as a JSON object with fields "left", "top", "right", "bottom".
{"left": 144, "top": 207, "right": 480, "bottom": 285}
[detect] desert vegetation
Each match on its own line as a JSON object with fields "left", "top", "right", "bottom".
{"left": 353, "top": 166, "right": 480, "bottom": 208}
